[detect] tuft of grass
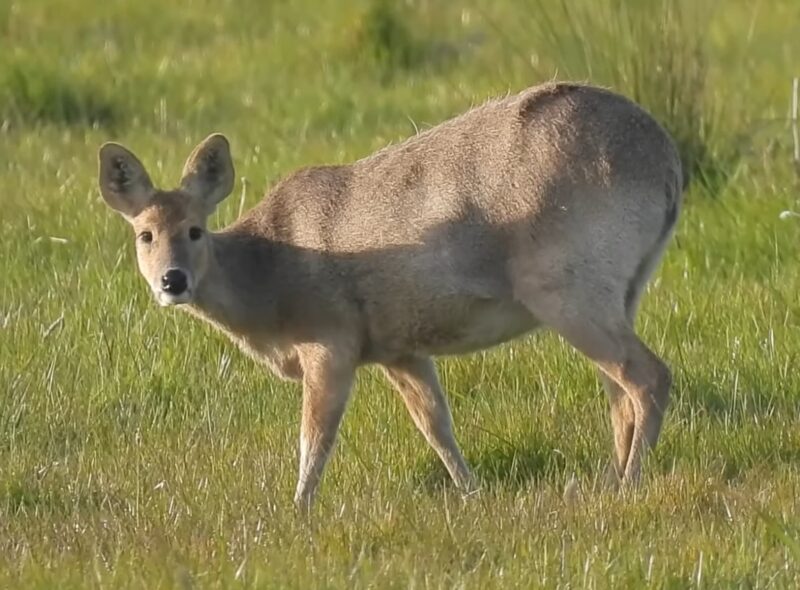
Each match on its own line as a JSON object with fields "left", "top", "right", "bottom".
{"left": 521, "top": 0, "right": 743, "bottom": 194}
{"left": 755, "top": 507, "right": 800, "bottom": 561}
{"left": 357, "top": 0, "right": 421, "bottom": 75}
{"left": 352, "top": 0, "right": 464, "bottom": 83}
{"left": 0, "top": 53, "right": 119, "bottom": 128}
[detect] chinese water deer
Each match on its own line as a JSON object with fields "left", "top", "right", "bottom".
{"left": 98, "top": 82, "right": 683, "bottom": 509}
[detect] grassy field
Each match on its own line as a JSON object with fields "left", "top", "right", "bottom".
{"left": 2, "top": 0, "right": 800, "bottom": 587}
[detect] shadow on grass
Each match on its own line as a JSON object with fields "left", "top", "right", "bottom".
{"left": 661, "top": 371, "right": 800, "bottom": 481}
{"left": 4, "top": 477, "right": 127, "bottom": 515}
{"left": 677, "top": 368, "right": 791, "bottom": 424}
{"left": 411, "top": 440, "right": 568, "bottom": 492}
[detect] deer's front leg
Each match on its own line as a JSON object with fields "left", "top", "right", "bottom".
{"left": 294, "top": 343, "right": 356, "bottom": 511}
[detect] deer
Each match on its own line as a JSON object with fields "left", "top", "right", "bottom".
{"left": 98, "top": 82, "right": 683, "bottom": 511}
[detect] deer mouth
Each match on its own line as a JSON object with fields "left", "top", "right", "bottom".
{"left": 157, "top": 289, "right": 193, "bottom": 306}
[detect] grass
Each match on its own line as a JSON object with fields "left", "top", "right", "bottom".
{"left": 0, "top": 51, "right": 119, "bottom": 128}
{"left": 2, "top": 0, "right": 800, "bottom": 587}
{"left": 517, "top": 0, "right": 741, "bottom": 193}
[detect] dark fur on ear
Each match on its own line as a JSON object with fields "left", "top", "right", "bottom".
{"left": 180, "top": 134, "right": 235, "bottom": 211}
{"left": 98, "top": 143, "right": 154, "bottom": 220}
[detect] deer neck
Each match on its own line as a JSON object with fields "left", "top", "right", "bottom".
{"left": 187, "top": 230, "right": 277, "bottom": 335}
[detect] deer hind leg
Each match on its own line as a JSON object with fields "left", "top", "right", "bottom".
{"left": 601, "top": 222, "right": 675, "bottom": 487}
{"left": 570, "top": 317, "right": 670, "bottom": 486}
{"left": 381, "top": 356, "right": 477, "bottom": 493}
{"left": 602, "top": 375, "right": 636, "bottom": 488}
{"left": 601, "top": 287, "right": 645, "bottom": 489}
{"left": 522, "top": 288, "right": 671, "bottom": 488}
{"left": 608, "top": 334, "right": 671, "bottom": 485}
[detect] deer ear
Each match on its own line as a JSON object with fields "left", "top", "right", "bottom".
{"left": 98, "top": 143, "right": 154, "bottom": 220}
{"left": 179, "top": 133, "right": 235, "bottom": 211}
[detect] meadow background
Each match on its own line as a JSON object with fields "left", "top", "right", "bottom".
{"left": 2, "top": 0, "right": 800, "bottom": 587}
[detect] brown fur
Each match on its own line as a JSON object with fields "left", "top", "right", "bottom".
{"left": 98, "top": 82, "right": 684, "bottom": 509}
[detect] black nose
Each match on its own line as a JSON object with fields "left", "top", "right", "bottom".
{"left": 161, "top": 269, "right": 188, "bottom": 295}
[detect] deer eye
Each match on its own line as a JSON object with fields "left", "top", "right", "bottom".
{"left": 139, "top": 231, "right": 153, "bottom": 244}
{"left": 189, "top": 226, "right": 203, "bottom": 241}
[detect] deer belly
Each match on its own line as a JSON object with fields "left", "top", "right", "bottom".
{"left": 415, "top": 298, "right": 538, "bottom": 356}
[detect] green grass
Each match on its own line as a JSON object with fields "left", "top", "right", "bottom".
{"left": 2, "top": 0, "right": 800, "bottom": 587}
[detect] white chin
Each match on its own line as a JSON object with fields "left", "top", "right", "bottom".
{"left": 157, "top": 291, "right": 193, "bottom": 306}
